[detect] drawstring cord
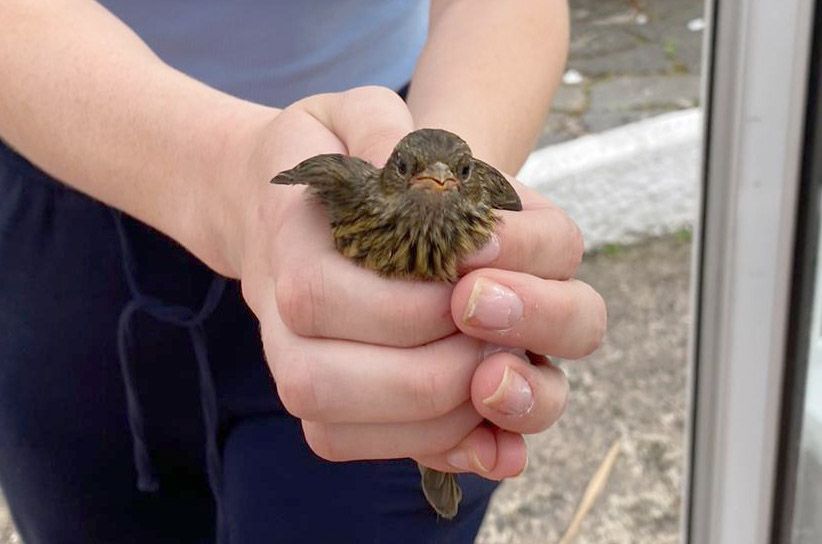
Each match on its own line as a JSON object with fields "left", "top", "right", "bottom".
{"left": 112, "top": 211, "right": 227, "bottom": 538}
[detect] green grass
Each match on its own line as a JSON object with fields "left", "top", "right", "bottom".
{"left": 590, "top": 229, "right": 694, "bottom": 257}
{"left": 674, "top": 227, "right": 693, "bottom": 243}
{"left": 663, "top": 39, "right": 678, "bottom": 59}
{"left": 599, "top": 243, "right": 625, "bottom": 257}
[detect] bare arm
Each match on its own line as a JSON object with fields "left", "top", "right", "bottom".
{"left": 0, "top": 0, "right": 276, "bottom": 275}
{"left": 0, "top": 1, "right": 603, "bottom": 481}
{"left": 407, "top": 0, "right": 569, "bottom": 173}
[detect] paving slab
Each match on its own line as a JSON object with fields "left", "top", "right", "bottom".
{"left": 545, "top": 0, "right": 706, "bottom": 144}
{"left": 570, "top": 27, "right": 645, "bottom": 63}
{"left": 588, "top": 75, "right": 700, "bottom": 112}
{"left": 572, "top": 44, "right": 673, "bottom": 79}
{"left": 581, "top": 107, "right": 676, "bottom": 134}
{"left": 551, "top": 85, "right": 588, "bottom": 115}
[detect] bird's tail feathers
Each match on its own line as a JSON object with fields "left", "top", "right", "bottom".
{"left": 419, "top": 464, "right": 462, "bottom": 519}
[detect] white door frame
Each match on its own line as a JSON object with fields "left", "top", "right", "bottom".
{"left": 687, "top": 0, "right": 816, "bottom": 542}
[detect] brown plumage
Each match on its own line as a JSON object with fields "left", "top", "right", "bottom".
{"left": 270, "top": 128, "right": 522, "bottom": 519}
{"left": 271, "top": 128, "right": 521, "bottom": 283}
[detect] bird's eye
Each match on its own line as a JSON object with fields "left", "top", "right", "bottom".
{"left": 397, "top": 158, "right": 409, "bottom": 176}
{"left": 459, "top": 163, "right": 472, "bottom": 180}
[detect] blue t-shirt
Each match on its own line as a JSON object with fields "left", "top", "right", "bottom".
{"left": 100, "top": 1, "right": 429, "bottom": 107}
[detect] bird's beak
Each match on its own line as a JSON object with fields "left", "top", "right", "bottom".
{"left": 410, "top": 161, "right": 459, "bottom": 192}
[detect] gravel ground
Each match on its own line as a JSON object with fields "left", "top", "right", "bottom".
{"left": 0, "top": 493, "right": 16, "bottom": 544}
{"left": 477, "top": 235, "right": 692, "bottom": 544}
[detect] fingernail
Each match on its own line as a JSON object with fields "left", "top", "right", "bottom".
{"left": 464, "top": 278, "right": 523, "bottom": 330}
{"left": 461, "top": 235, "right": 500, "bottom": 268}
{"left": 482, "top": 366, "right": 534, "bottom": 416}
{"left": 447, "top": 449, "right": 490, "bottom": 473}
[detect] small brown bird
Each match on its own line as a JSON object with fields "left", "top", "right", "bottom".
{"left": 271, "top": 128, "right": 522, "bottom": 519}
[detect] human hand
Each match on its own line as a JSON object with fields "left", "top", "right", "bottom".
{"left": 408, "top": 171, "right": 606, "bottom": 473}
{"left": 226, "top": 87, "right": 604, "bottom": 479}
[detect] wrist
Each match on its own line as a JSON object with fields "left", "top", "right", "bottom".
{"left": 179, "top": 101, "right": 279, "bottom": 279}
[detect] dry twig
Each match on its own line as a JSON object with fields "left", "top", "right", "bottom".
{"left": 557, "top": 439, "right": 622, "bottom": 544}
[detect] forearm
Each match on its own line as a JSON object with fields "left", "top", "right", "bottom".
{"left": 0, "top": 1, "right": 277, "bottom": 275}
{"left": 407, "top": 0, "right": 569, "bottom": 173}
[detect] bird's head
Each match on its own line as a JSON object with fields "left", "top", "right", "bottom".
{"left": 380, "top": 129, "right": 479, "bottom": 200}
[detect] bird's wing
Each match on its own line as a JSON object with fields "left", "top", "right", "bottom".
{"left": 473, "top": 159, "right": 523, "bottom": 212}
{"left": 270, "top": 154, "right": 377, "bottom": 195}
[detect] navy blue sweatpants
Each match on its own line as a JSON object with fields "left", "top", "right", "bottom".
{"left": 0, "top": 140, "right": 498, "bottom": 543}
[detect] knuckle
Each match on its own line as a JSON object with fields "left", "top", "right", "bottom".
{"left": 409, "top": 365, "right": 453, "bottom": 418}
{"left": 369, "top": 284, "right": 452, "bottom": 347}
{"left": 274, "top": 348, "right": 322, "bottom": 419}
{"left": 240, "top": 277, "right": 262, "bottom": 316}
{"left": 428, "top": 405, "right": 481, "bottom": 454}
{"left": 433, "top": 424, "right": 468, "bottom": 454}
{"left": 504, "top": 219, "right": 532, "bottom": 271}
{"left": 302, "top": 422, "right": 346, "bottom": 462}
{"left": 275, "top": 263, "right": 326, "bottom": 337}
{"left": 357, "top": 124, "right": 409, "bottom": 164}
{"left": 340, "top": 86, "right": 411, "bottom": 158}
{"left": 259, "top": 325, "right": 280, "bottom": 373}
{"left": 274, "top": 107, "right": 319, "bottom": 136}
{"left": 382, "top": 298, "right": 434, "bottom": 348}
{"left": 345, "top": 85, "right": 405, "bottom": 109}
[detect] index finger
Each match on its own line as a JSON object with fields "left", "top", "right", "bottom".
{"left": 462, "top": 180, "right": 584, "bottom": 281}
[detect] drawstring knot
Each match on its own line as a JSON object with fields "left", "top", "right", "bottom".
{"left": 112, "top": 211, "right": 226, "bottom": 536}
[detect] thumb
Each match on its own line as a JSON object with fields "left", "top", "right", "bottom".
{"left": 295, "top": 86, "right": 414, "bottom": 166}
